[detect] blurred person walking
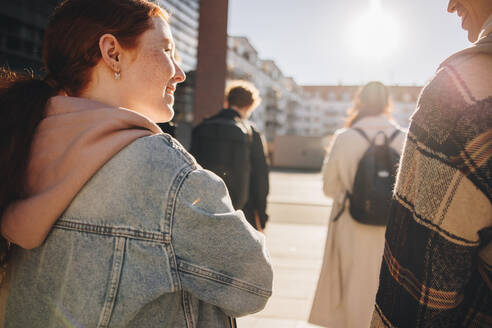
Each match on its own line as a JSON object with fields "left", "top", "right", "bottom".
{"left": 0, "top": 1, "right": 272, "bottom": 326}
{"left": 371, "top": 1, "right": 492, "bottom": 327}
{"left": 191, "top": 81, "right": 270, "bottom": 231}
{"left": 309, "top": 82, "right": 405, "bottom": 328}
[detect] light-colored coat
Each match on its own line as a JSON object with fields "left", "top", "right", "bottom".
{"left": 309, "top": 115, "right": 405, "bottom": 328}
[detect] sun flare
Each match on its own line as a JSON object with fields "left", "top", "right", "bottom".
{"left": 349, "top": 0, "right": 399, "bottom": 59}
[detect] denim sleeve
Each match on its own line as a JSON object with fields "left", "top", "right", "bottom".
{"left": 171, "top": 167, "right": 273, "bottom": 317}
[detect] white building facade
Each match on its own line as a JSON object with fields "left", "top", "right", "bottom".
{"left": 227, "top": 36, "right": 422, "bottom": 140}
{"left": 302, "top": 85, "right": 422, "bottom": 136}
{"left": 227, "top": 36, "right": 304, "bottom": 141}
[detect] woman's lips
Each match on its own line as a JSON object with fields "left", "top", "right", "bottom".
{"left": 165, "top": 86, "right": 175, "bottom": 95}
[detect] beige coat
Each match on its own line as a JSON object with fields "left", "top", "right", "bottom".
{"left": 309, "top": 115, "right": 405, "bottom": 328}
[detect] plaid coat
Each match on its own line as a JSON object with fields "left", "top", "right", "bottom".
{"left": 371, "top": 33, "right": 492, "bottom": 327}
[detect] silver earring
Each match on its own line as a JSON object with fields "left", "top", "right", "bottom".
{"left": 114, "top": 71, "right": 121, "bottom": 80}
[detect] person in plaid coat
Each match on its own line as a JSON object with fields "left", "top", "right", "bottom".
{"left": 372, "top": 1, "right": 492, "bottom": 327}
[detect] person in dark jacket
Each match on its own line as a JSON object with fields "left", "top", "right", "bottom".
{"left": 191, "top": 80, "right": 270, "bottom": 231}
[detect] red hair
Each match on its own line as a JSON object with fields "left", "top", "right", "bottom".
{"left": 43, "top": 0, "right": 168, "bottom": 95}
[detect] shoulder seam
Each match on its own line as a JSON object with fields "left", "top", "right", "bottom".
{"left": 154, "top": 134, "right": 197, "bottom": 167}
{"left": 443, "top": 65, "right": 477, "bottom": 103}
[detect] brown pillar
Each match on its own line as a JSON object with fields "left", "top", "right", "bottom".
{"left": 193, "top": 0, "right": 229, "bottom": 125}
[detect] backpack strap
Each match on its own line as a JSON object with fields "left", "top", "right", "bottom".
{"left": 352, "top": 128, "right": 371, "bottom": 143}
{"left": 388, "top": 129, "right": 401, "bottom": 144}
{"left": 354, "top": 128, "right": 401, "bottom": 145}
{"left": 332, "top": 192, "right": 349, "bottom": 222}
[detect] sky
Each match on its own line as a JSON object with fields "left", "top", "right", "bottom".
{"left": 227, "top": 0, "right": 471, "bottom": 86}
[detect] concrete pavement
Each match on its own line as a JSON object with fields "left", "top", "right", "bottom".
{"left": 237, "top": 170, "right": 332, "bottom": 328}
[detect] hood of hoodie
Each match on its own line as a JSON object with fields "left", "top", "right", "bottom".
{"left": 2, "top": 96, "right": 162, "bottom": 247}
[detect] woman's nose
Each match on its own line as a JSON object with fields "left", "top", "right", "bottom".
{"left": 447, "top": 0, "right": 457, "bottom": 13}
{"left": 173, "top": 63, "right": 186, "bottom": 83}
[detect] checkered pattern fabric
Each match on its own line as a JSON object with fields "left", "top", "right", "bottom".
{"left": 372, "top": 35, "right": 492, "bottom": 328}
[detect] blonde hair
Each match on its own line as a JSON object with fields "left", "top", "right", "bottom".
{"left": 226, "top": 80, "right": 262, "bottom": 110}
{"left": 345, "top": 81, "right": 392, "bottom": 127}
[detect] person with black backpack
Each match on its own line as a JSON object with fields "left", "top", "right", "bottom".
{"left": 190, "top": 80, "right": 270, "bottom": 231}
{"left": 309, "top": 81, "right": 405, "bottom": 328}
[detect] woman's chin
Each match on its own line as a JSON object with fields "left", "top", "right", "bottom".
{"left": 156, "top": 105, "right": 174, "bottom": 123}
{"left": 133, "top": 99, "right": 174, "bottom": 123}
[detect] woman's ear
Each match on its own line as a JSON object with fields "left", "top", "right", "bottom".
{"left": 99, "top": 34, "right": 121, "bottom": 74}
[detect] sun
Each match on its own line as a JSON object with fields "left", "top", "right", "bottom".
{"left": 349, "top": 1, "right": 399, "bottom": 59}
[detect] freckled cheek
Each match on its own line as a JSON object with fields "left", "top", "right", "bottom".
{"left": 136, "top": 52, "right": 172, "bottom": 91}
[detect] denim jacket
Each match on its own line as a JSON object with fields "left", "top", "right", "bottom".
{"left": 2, "top": 134, "right": 273, "bottom": 327}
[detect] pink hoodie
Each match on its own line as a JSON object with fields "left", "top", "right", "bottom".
{"left": 1, "top": 96, "right": 162, "bottom": 248}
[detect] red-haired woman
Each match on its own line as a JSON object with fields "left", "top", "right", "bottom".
{"left": 309, "top": 82, "right": 405, "bottom": 328}
{"left": 0, "top": 1, "right": 272, "bottom": 326}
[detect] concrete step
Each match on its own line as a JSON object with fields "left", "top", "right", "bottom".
{"left": 267, "top": 201, "right": 331, "bottom": 226}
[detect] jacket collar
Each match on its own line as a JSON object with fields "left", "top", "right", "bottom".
{"left": 215, "top": 108, "right": 243, "bottom": 120}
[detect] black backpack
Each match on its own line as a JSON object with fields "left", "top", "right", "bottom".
{"left": 333, "top": 128, "right": 401, "bottom": 226}
{"left": 190, "top": 117, "right": 253, "bottom": 210}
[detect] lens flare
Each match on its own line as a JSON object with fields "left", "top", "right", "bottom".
{"left": 349, "top": 1, "right": 399, "bottom": 59}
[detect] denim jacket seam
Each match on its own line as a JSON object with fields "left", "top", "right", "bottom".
{"left": 156, "top": 134, "right": 197, "bottom": 167}
{"left": 177, "top": 258, "right": 272, "bottom": 298}
{"left": 165, "top": 163, "right": 197, "bottom": 293}
{"left": 181, "top": 289, "right": 195, "bottom": 328}
{"left": 53, "top": 219, "right": 170, "bottom": 244}
{"left": 97, "top": 237, "right": 126, "bottom": 328}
